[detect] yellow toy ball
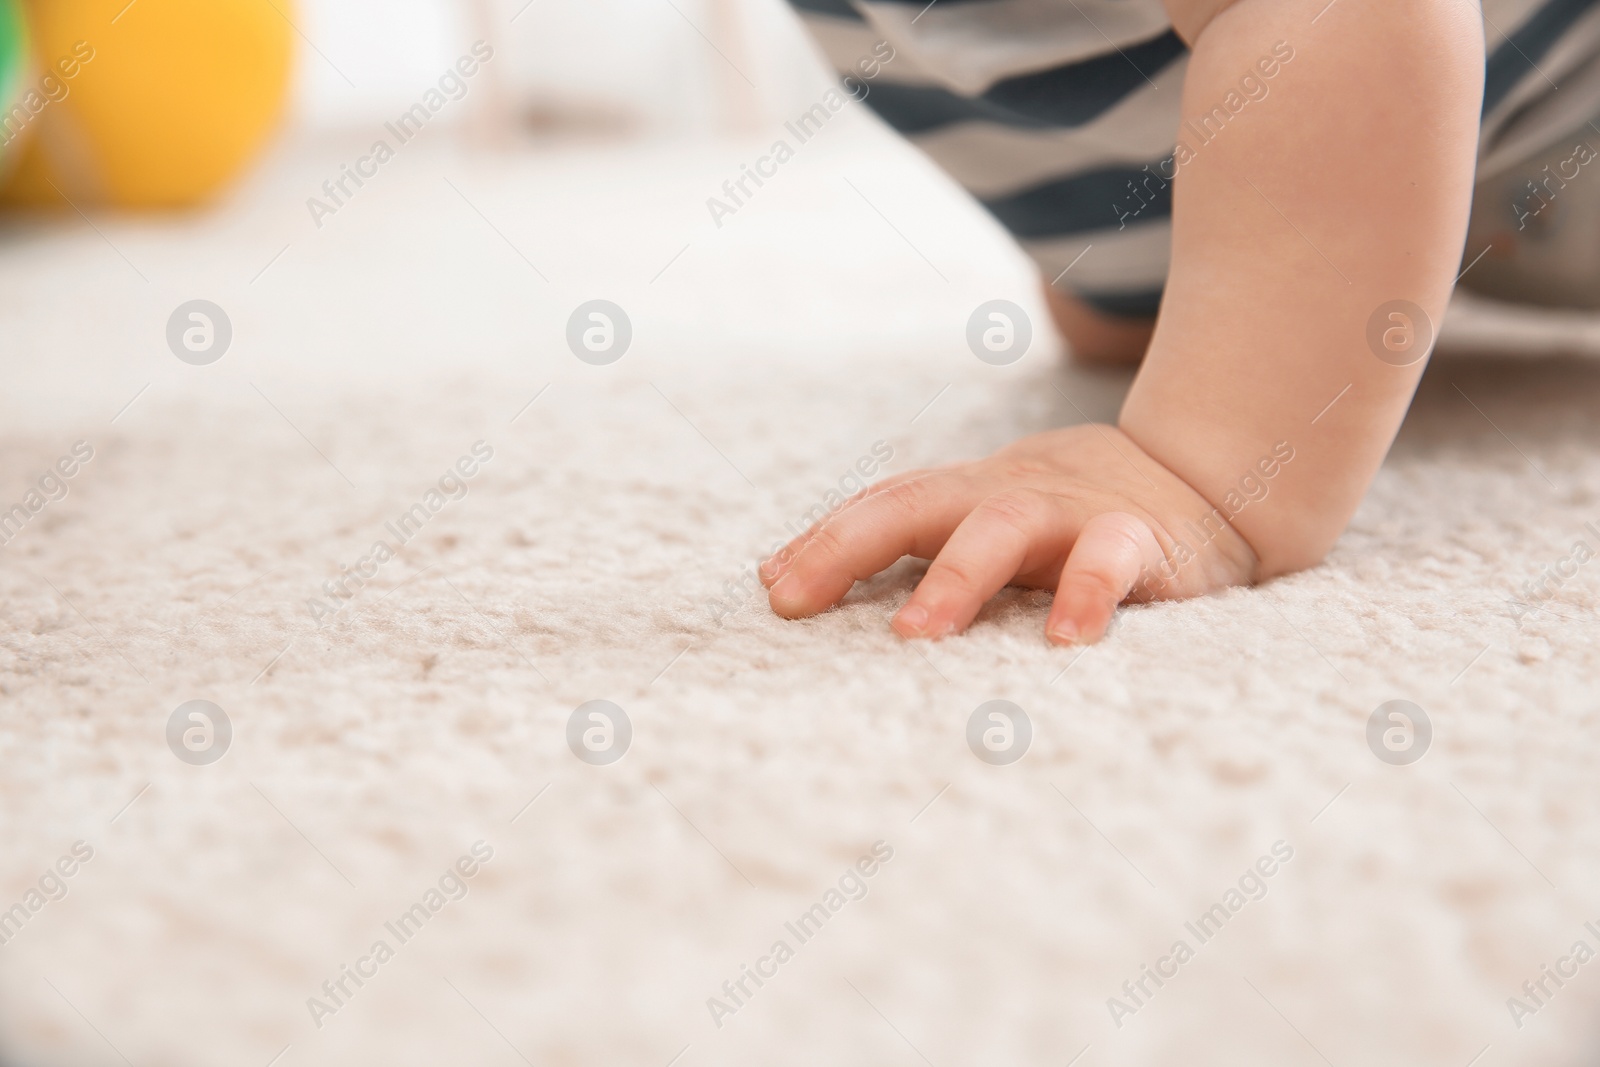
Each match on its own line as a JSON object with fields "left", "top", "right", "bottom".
{"left": 1, "top": 0, "right": 293, "bottom": 208}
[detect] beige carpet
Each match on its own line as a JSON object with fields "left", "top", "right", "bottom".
{"left": 2, "top": 116, "right": 1600, "bottom": 1067}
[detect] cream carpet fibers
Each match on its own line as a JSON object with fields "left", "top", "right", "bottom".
{"left": 2, "top": 119, "right": 1600, "bottom": 1067}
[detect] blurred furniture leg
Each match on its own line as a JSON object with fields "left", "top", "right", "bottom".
{"left": 706, "top": 0, "right": 761, "bottom": 133}
{"left": 461, "top": 0, "right": 515, "bottom": 146}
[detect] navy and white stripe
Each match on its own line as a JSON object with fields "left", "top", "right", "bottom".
{"left": 1480, "top": 0, "right": 1600, "bottom": 178}
{"left": 790, "top": 0, "right": 1600, "bottom": 319}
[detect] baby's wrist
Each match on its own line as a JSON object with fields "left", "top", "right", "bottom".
{"left": 1119, "top": 417, "right": 1326, "bottom": 583}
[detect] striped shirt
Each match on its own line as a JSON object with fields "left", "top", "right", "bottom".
{"left": 789, "top": 0, "right": 1600, "bottom": 317}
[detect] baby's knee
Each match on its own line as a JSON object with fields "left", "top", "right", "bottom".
{"left": 1040, "top": 282, "right": 1155, "bottom": 366}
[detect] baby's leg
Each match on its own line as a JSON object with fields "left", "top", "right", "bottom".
{"left": 783, "top": 1, "right": 1179, "bottom": 363}
{"left": 1460, "top": 116, "right": 1600, "bottom": 309}
{"left": 1040, "top": 281, "right": 1154, "bottom": 365}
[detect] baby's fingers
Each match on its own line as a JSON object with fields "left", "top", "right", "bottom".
{"left": 1045, "top": 511, "right": 1165, "bottom": 646}
{"left": 761, "top": 476, "right": 928, "bottom": 591}
{"left": 765, "top": 476, "right": 970, "bottom": 619}
{"left": 893, "top": 489, "right": 1069, "bottom": 639}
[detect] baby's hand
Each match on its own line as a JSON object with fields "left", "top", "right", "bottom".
{"left": 759, "top": 425, "right": 1259, "bottom": 645}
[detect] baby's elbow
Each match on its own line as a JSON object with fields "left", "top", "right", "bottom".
{"left": 1162, "top": 0, "right": 1246, "bottom": 46}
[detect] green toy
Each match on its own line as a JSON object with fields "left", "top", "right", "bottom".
{"left": 0, "top": 0, "right": 27, "bottom": 176}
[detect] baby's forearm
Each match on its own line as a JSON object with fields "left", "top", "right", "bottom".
{"left": 1120, "top": 0, "right": 1484, "bottom": 577}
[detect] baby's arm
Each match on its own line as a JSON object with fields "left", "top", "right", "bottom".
{"left": 1124, "top": 0, "right": 1483, "bottom": 579}
{"left": 762, "top": 0, "right": 1485, "bottom": 643}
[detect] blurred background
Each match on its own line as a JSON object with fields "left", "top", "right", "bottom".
{"left": 0, "top": 0, "right": 854, "bottom": 203}
{"left": 287, "top": 0, "right": 817, "bottom": 135}
{"left": 4, "top": 5, "right": 1600, "bottom": 1067}
{"left": 0, "top": 0, "right": 1049, "bottom": 416}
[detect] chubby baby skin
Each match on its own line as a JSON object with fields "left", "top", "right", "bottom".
{"left": 762, "top": 0, "right": 1485, "bottom": 644}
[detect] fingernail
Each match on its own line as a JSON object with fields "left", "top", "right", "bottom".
{"left": 769, "top": 573, "right": 804, "bottom": 611}
{"left": 893, "top": 604, "right": 929, "bottom": 635}
{"left": 1046, "top": 620, "right": 1079, "bottom": 646}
